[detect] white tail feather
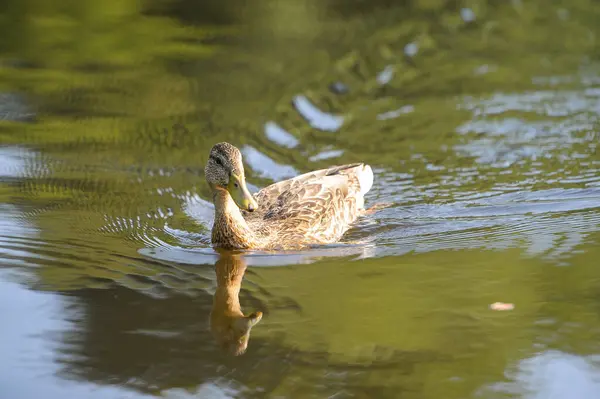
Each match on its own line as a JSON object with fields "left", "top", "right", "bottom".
{"left": 357, "top": 164, "right": 373, "bottom": 196}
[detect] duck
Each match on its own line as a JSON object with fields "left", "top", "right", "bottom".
{"left": 204, "top": 142, "right": 374, "bottom": 250}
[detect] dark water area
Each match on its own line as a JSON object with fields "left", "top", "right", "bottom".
{"left": 1, "top": 0, "right": 600, "bottom": 398}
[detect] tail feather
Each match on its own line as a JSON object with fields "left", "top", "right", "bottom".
{"left": 328, "top": 163, "right": 374, "bottom": 197}
{"left": 325, "top": 163, "right": 362, "bottom": 176}
{"left": 357, "top": 164, "right": 373, "bottom": 196}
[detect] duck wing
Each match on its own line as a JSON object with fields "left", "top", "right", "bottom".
{"left": 243, "top": 163, "right": 373, "bottom": 242}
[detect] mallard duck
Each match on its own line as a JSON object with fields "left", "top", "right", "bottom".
{"left": 205, "top": 142, "right": 374, "bottom": 250}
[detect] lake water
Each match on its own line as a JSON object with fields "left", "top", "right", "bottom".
{"left": 1, "top": 1, "right": 600, "bottom": 398}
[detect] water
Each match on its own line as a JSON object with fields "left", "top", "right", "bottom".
{"left": 1, "top": 0, "right": 600, "bottom": 398}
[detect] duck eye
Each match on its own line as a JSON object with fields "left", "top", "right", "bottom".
{"left": 234, "top": 182, "right": 239, "bottom": 188}
{"left": 210, "top": 155, "right": 224, "bottom": 167}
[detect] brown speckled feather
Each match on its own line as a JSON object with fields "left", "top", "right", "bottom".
{"left": 240, "top": 163, "right": 369, "bottom": 249}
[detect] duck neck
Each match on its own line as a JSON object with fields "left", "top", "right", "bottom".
{"left": 212, "top": 188, "right": 255, "bottom": 249}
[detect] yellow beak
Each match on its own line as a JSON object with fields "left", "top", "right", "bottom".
{"left": 228, "top": 174, "right": 258, "bottom": 212}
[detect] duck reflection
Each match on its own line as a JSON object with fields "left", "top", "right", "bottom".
{"left": 210, "top": 251, "right": 263, "bottom": 356}
{"left": 51, "top": 251, "right": 274, "bottom": 393}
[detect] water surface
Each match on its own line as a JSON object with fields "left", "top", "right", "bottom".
{"left": 1, "top": 0, "right": 600, "bottom": 398}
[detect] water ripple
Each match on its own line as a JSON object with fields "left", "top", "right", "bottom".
{"left": 292, "top": 95, "right": 344, "bottom": 132}
{"left": 241, "top": 146, "right": 298, "bottom": 181}
{"left": 264, "top": 121, "right": 299, "bottom": 148}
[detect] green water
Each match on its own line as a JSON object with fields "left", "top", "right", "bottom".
{"left": 1, "top": 0, "right": 600, "bottom": 398}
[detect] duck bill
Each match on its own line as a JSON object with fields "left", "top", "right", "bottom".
{"left": 228, "top": 174, "right": 258, "bottom": 212}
